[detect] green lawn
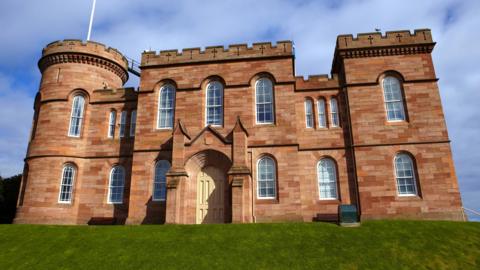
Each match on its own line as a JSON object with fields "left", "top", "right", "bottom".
{"left": 0, "top": 220, "right": 479, "bottom": 269}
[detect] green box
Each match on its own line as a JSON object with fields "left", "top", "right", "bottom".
{"left": 338, "top": 204, "right": 358, "bottom": 224}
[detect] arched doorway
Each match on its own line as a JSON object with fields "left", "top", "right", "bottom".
{"left": 185, "top": 149, "right": 232, "bottom": 224}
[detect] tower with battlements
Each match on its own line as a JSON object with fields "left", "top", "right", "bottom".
{"left": 15, "top": 29, "right": 464, "bottom": 224}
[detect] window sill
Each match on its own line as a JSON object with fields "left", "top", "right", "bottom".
{"left": 255, "top": 123, "right": 276, "bottom": 127}
{"left": 397, "top": 194, "right": 422, "bottom": 200}
{"left": 385, "top": 120, "right": 409, "bottom": 126}
{"left": 317, "top": 199, "right": 341, "bottom": 203}
{"left": 256, "top": 198, "right": 279, "bottom": 204}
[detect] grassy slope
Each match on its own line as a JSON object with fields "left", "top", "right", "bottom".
{"left": 0, "top": 221, "right": 479, "bottom": 270}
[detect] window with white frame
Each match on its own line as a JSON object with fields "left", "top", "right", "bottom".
{"left": 255, "top": 78, "right": 274, "bottom": 124}
{"left": 108, "top": 111, "right": 116, "bottom": 138}
{"left": 130, "top": 110, "right": 137, "bottom": 137}
{"left": 58, "top": 164, "right": 75, "bottom": 203}
{"left": 206, "top": 81, "right": 223, "bottom": 126}
{"left": 119, "top": 111, "right": 127, "bottom": 137}
{"left": 383, "top": 76, "right": 406, "bottom": 121}
{"left": 317, "top": 158, "right": 338, "bottom": 199}
{"left": 157, "top": 84, "right": 175, "bottom": 129}
{"left": 108, "top": 166, "right": 125, "bottom": 204}
{"left": 153, "top": 160, "right": 170, "bottom": 201}
{"left": 317, "top": 99, "right": 327, "bottom": 128}
{"left": 394, "top": 153, "right": 418, "bottom": 196}
{"left": 68, "top": 95, "right": 85, "bottom": 137}
{"left": 257, "top": 156, "right": 276, "bottom": 198}
{"left": 330, "top": 97, "right": 339, "bottom": 127}
{"left": 305, "top": 99, "right": 314, "bottom": 128}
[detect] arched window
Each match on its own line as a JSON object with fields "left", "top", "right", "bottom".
{"left": 157, "top": 84, "right": 175, "bottom": 129}
{"left": 68, "top": 95, "right": 85, "bottom": 137}
{"left": 108, "top": 166, "right": 125, "bottom": 204}
{"left": 383, "top": 76, "right": 406, "bottom": 121}
{"left": 108, "top": 110, "right": 116, "bottom": 138}
{"left": 119, "top": 111, "right": 127, "bottom": 137}
{"left": 257, "top": 156, "right": 276, "bottom": 198}
{"left": 330, "top": 97, "right": 339, "bottom": 127}
{"left": 153, "top": 160, "right": 170, "bottom": 201}
{"left": 206, "top": 81, "right": 223, "bottom": 126}
{"left": 130, "top": 110, "right": 137, "bottom": 137}
{"left": 305, "top": 99, "right": 314, "bottom": 128}
{"left": 394, "top": 153, "right": 418, "bottom": 196}
{"left": 255, "top": 78, "right": 274, "bottom": 124}
{"left": 58, "top": 164, "right": 75, "bottom": 203}
{"left": 317, "top": 158, "right": 338, "bottom": 199}
{"left": 317, "top": 99, "right": 327, "bottom": 128}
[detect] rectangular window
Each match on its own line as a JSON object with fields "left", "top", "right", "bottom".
{"left": 317, "top": 99, "right": 327, "bottom": 128}
{"left": 330, "top": 98, "right": 339, "bottom": 127}
{"left": 68, "top": 95, "right": 85, "bottom": 137}
{"left": 108, "top": 111, "right": 116, "bottom": 138}
{"left": 130, "top": 110, "right": 136, "bottom": 137}
{"left": 305, "top": 100, "right": 314, "bottom": 128}
{"left": 58, "top": 166, "right": 75, "bottom": 203}
{"left": 119, "top": 111, "right": 127, "bottom": 138}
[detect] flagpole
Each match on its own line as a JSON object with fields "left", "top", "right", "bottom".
{"left": 86, "top": 0, "right": 97, "bottom": 41}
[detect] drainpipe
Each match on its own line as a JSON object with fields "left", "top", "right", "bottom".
{"left": 343, "top": 85, "right": 362, "bottom": 219}
{"left": 249, "top": 150, "right": 256, "bottom": 223}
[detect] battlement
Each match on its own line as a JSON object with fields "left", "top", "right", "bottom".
{"left": 295, "top": 74, "right": 339, "bottom": 90}
{"left": 336, "top": 29, "right": 434, "bottom": 50}
{"left": 332, "top": 29, "right": 436, "bottom": 73}
{"left": 141, "top": 41, "right": 293, "bottom": 67}
{"left": 39, "top": 39, "right": 129, "bottom": 83}
{"left": 42, "top": 39, "right": 129, "bottom": 69}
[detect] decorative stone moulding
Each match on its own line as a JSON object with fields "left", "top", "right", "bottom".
{"left": 38, "top": 39, "right": 129, "bottom": 84}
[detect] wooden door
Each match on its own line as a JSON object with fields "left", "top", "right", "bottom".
{"left": 196, "top": 166, "right": 224, "bottom": 224}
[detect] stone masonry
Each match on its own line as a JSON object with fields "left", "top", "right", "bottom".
{"left": 14, "top": 29, "right": 464, "bottom": 224}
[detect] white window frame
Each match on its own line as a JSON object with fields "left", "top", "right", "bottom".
{"left": 58, "top": 164, "right": 75, "bottom": 204}
{"left": 383, "top": 76, "right": 406, "bottom": 122}
{"left": 305, "top": 99, "right": 314, "bottom": 128}
{"left": 394, "top": 153, "right": 418, "bottom": 196}
{"left": 130, "top": 110, "right": 137, "bottom": 137}
{"left": 205, "top": 81, "right": 224, "bottom": 126}
{"left": 153, "top": 160, "right": 170, "bottom": 201}
{"left": 68, "top": 95, "right": 85, "bottom": 137}
{"left": 157, "top": 84, "right": 175, "bottom": 129}
{"left": 107, "top": 166, "right": 125, "bottom": 204}
{"left": 256, "top": 156, "right": 277, "bottom": 199}
{"left": 317, "top": 99, "right": 327, "bottom": 128}
{"left": 255, "top": 78, "right": 275, "bottom": 125}
{"left": 119, "top": 111, "right": 127, "bottom": 138}
{"left": 317, "top": 158, "right": 338, "bottom": 200}
{"left": 108, "top": 110, "right": 116, "bottom": 138}
{"left": 330, "top": 97, "right": 339, "bottom": 127}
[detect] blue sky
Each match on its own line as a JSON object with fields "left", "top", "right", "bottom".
{"left": 0, "top": 0, "right": 479, "bottom": 220}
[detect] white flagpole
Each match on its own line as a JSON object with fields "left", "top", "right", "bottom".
{"left": 86, "top": 0, "right": 97, "bottom": 41}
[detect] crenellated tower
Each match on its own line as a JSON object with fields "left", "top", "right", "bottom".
{"left": 16, "top": 40, "right": 131, "bottom": 224}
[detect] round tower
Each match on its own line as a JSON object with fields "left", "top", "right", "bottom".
{"left": 15, "top": 40, "right": 129, "bottom": 224}
{"left": 27, "top": 40, "right": 128, "bottom": 156}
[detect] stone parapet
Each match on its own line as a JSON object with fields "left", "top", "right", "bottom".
{"left": 141, "top": 41, "right": 293, "bottom": 67}
{"left": 39, "top": 39, "right": 129, "bottom": 83}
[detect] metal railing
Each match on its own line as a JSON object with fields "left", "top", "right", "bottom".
{"left": 463, "top": 207, "right": 480, "bottom": 221}
{"left": 126, "top": 56, "right": 140, "bottom": 77}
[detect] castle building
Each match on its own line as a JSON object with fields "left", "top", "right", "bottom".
{"left": 14, "top": 29, "right": 464, "bottom": 224}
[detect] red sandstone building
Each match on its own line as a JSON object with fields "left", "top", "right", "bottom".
{"left": 14, "top": 29, "right": 464, "bottom": 224}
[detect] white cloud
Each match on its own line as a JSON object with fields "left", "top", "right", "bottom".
{"left": 0, "top": 0, "right": 479, "bottom": 219}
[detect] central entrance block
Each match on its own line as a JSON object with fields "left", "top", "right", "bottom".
{"left": 196, "top": 166, "right": 225, "bottom": 224}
